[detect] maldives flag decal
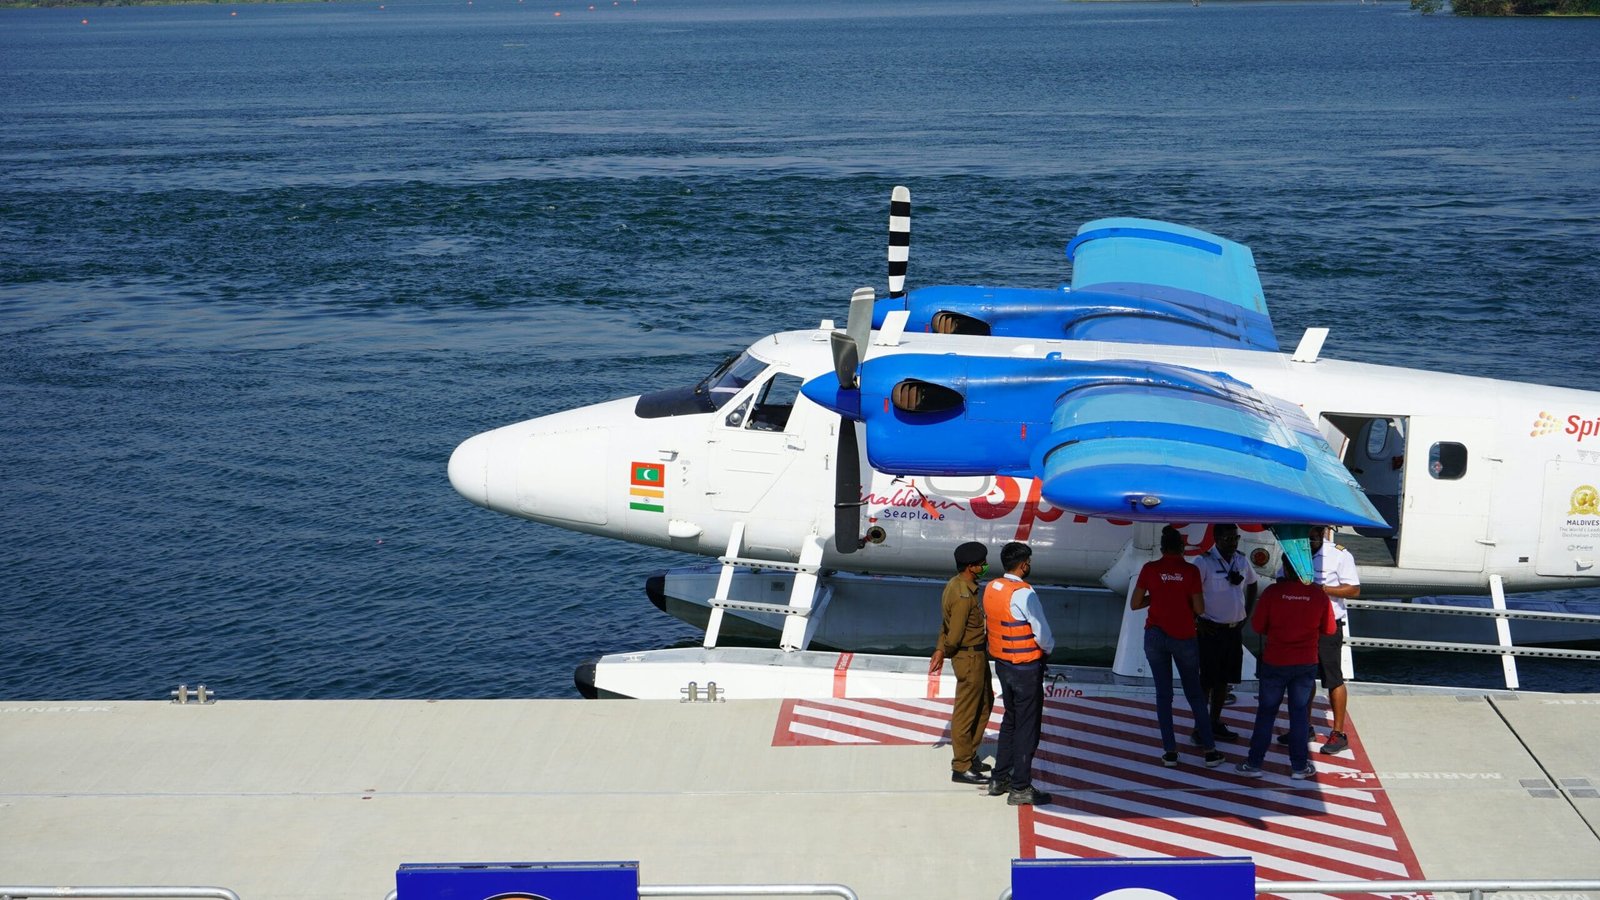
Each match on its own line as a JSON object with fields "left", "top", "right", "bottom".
{"left": 629, "top": 461, "right": 665, "bottom": 512}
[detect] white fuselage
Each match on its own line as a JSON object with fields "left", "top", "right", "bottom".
{"left": 449, "top": 326, "right": 1600, "bottom": 599}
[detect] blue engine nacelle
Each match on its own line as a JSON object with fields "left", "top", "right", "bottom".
{"left": 800, "top": 354, "right": 1387, "bottom": 528}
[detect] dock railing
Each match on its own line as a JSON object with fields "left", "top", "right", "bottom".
{"left": 0, "top": 889, "right": 240, "bottom": 900}
{"left": 380, "top": 884, "right": 859, "bottom": 900}
{"left": 1256, "top": 877, "right": 1600, "bottom": 897}
{"left": 1342, "top": 573, "right": 1600, "bottom": 691}
{"left": 996, "top": 878, "right": 1600, "bottom": 899}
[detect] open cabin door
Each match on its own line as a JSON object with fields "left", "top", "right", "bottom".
{"left": 1397, "top": 416, "right": 1496, "bottom": 572}
{"left": 1324, "top": 413, "right": 1404, "bottom": 540}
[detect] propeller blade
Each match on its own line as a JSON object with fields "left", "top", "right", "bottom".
{"left": 831, "top": 331, "right": 860, "bottom": 390}
{"left": 833, "top": 422, "right": 863, "bottom": 553}
{"left": 888, "top": 185, "right": 910, "bottom": 299}
{"left": 845, "top": 285, "right": 874, "bottom": 352}
{"left": 831, "top": 286, "right": 874, "bottom": 388}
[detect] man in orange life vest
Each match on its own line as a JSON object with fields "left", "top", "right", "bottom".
{"left": 1131, "top": 526, "right": 1225, "bottom": 769}
{"left": 982, "top": 541, "right": 1053, "bottom": 806}
{"left": 929, "top": 541, "right": 995, "bottom": 785}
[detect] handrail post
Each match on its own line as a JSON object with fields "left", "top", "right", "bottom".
{"left": 1489, "top": 573, "right": 1519, "bottom": 690}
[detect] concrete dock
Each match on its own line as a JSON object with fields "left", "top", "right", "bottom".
{"left": 2, "top": 683, "right": 1597, "bottom": 900}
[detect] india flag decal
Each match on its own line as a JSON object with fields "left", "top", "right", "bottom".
{"left": 629, "top": 461, "right": 665, "bottom": 512}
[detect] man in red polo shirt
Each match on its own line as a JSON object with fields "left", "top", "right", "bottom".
{"left": 1237, "top": 557, "right": 1339, "bottom": 779}
{"left": 1131, "top": 526, "right": 1224, "bottom": 768}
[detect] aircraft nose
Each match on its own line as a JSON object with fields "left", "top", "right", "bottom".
{"left": 448, "top": 431, "right": 493, "bottom": 509}
{"left": 446, "top": 400, "right": 629, "bottom": 525}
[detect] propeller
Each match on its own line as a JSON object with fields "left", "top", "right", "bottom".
{"left": 829, "top": 185, "right": 913, "bottom": 550}
{"left": 829, "top": 185, "right": 911, "bottom": 550}
{"left": 888, "top": 184, "right": 910, "bottom": 300}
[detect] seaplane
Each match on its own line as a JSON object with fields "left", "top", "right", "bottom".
{"left": 448, "top": 187, "right": 1600, "bottom": 699}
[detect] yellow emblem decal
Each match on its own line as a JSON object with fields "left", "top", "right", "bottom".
{"left": 1570, "top": 484, "right": 1599, "bottom": 517}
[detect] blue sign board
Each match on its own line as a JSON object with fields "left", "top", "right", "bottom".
{"left": 1012, "top": 856, "right": 1255, "bottom": 899}
{"left": 396, "top": 861, "right": 639, "bottom": 900}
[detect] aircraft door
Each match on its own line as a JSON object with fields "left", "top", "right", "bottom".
{"left": 707, "top": 372, "right": 803, "bottom": 514}
{"left": 1346, "top": 417, "right": 1404, "bottom": 537}
{"left": 1398, "top": 416, "right": 1495, "bottom": 572}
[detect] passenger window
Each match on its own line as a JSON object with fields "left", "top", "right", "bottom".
{"left": 748, "top": 373, "right": 803, "bottom": 432}
{"left": 1366, "top": 418, "right": 1390, "bottom": 457}
{"left": 1428, "top": 441, "right": 1468, "bottom": 480}
{"left": 724, "top": 396, "right": 752, "bottom": 429}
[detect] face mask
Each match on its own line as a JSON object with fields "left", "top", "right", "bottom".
{"left": 978, "top": 563, "right": 989, "bottom": 577}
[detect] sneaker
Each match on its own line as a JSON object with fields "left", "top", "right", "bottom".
{"left": 1161, "top": 750, "right": 1179, "bottom": 768}
{"left": 1203, "top": 749, "right": 1225, "bottom": 768}
{"left": 1007, "top": 786, "right": 1053, "bottom": 806}
{"left": 1211, "top": 724, "right": 1239, "bottom": 742}
{"left": 1291, "top": 764, "right": 1317, "bottom": 780}
{"left": 987, "top": 778, "right": 1011, "bottom": 797}
{"left": 1319, "top": 730, "right": 1349, "bottom": 754}
{"left": 1189, "top": 729, "right": 1205, "bottom": 746}
{"left": 1225, "top": 692, "right": 1237, "bottom": 705}
{"left": 1235, "top": 762, "right": 1265, "bottom": 778}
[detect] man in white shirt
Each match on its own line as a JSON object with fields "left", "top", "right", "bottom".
{"left": 1197, "top": 524, "right": 1259, "bottom": 742}
{"left": 1277, "top": 525, "right": 1360, "bottom": 754}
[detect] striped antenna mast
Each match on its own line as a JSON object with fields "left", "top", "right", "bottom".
{"left": 887, "top": 185, "right": 910, "bottom": 300}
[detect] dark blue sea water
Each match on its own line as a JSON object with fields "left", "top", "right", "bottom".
{"left": 3, "top": 0, "right": 1599, "bottom": 699}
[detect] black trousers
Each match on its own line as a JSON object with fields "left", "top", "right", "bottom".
{"left": 994, "top": 658, "right": 1045, "bottom": 791}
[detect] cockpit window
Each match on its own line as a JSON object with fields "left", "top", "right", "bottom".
{"left": 702, "top": 352, "right": 768, "bottom": 408}
{"left": 748, "top": 372, "right": 803, "bottom": 432}
{"left": 724, "top": 396, "right": 753, "bottom": 428}
{"left": 633, "top": 351, "right": 771, "bottom": 420}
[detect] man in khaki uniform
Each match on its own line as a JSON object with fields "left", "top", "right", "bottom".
{"left": 930, "top": 541, "right": 995, "bottom": 784}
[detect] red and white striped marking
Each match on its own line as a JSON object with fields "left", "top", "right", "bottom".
{"left": 773, "top": 694, "right": 1426, "bottom": 899}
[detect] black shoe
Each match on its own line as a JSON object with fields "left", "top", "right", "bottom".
{"left": 1319, "top": 730, "right": 1349, "bottom": 754}
{"left": 1275, "top": 731, "right": 1291, "bottom": 746}
{"left": 973, "top": 760, "right": 992, "bottom": 773}
{"left": 1189, "top": 729, "right": 1205, "bottom": 746}
{"left": 952, "top": 768, "right": 990, "bottom": 785}
{"left": 987, "top": 778, "right": 1011, "bottom": 796}
{"left": 1225, "top": 692, "right": 1237, "bottom": 705}
{"left": 1212, "top": 724, "right": 1239, "bottom": 742}
{"left": 1007, "top": 786, "right": 1052, "bottom": 806}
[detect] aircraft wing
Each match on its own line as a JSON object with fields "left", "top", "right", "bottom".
{"left": 1037, "top": 361, "right": 1378, "bottom": 525}
{"left": 801, "top": 355, "right": 1385, "bottom": 529}
{"left": 1062, "top": 218, "right": 1278, "bottom": 351}
{"left": 872, "top": 218, "right": 1278, "bottom": 351}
